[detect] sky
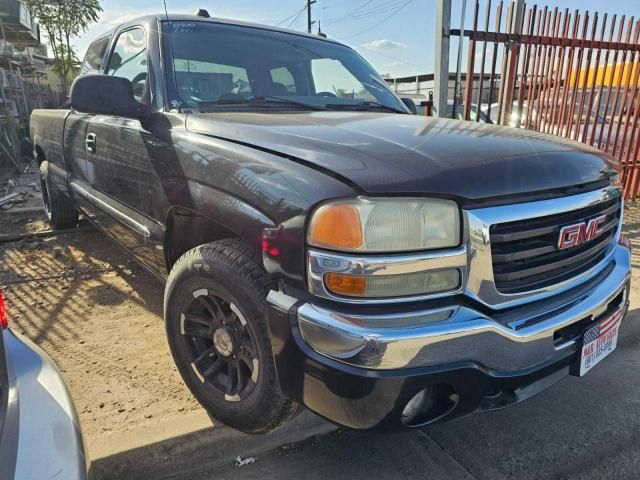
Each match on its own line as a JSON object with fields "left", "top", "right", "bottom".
{"left": 74, "top": 0, "right": 640, "bottom": 78}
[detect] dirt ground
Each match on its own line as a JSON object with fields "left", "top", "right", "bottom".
{"left": 0, "top": 211, "right": 201, "bottom": 445}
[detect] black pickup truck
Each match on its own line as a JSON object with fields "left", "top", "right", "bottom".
{"left": 30, "top": 12, "right": 631, "bottom": 434}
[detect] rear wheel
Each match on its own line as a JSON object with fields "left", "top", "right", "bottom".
{"left": 164, "top": 239, "right": 300, "bottom": 434}
{"left": 39, "top": 161, "right": 78, "bottom": 229}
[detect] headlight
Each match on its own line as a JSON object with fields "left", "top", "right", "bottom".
{"left": 307, "top": 198, "right": 463, "bottom": 300}
{"left": 307, "top": 198, "right": 460, "bottom": 252}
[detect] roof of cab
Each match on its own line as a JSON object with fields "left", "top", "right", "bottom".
{"left": 107, "top": 13, "right": 343, "bottom": 45}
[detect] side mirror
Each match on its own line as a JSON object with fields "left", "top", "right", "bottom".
{"left": 70, "top": 75, "right": 150, "bottom": 119}
{"left": 401, "top": 97, "right": 417, "bottom": 115}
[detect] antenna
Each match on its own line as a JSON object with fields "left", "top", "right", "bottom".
{"left": 163, "top": 0, "right": 169, "bottom": 19}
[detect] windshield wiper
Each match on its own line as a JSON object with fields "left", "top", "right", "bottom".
{"left": 198, "top": 96, "right": 327, "bottom": 111}
{"left": 325, "top": 101, "right": 407, "bottom": 114}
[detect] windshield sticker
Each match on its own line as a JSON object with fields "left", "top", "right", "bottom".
{"left": 171, "top": 22, "right": 196, "bottom": 33}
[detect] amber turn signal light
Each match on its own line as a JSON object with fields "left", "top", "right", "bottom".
{"left": 308, "top": 204, "right": 363, "bottom": 250}
{"left": 325, "top": 273, "right": 367, "bottom": 296}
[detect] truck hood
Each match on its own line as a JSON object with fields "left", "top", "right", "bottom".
{"left": 186, "top": 112, "right": 616, "bottom": 200}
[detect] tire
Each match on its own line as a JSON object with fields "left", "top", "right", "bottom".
{"left": 164, "top": 239, "right": 301, "bottom": 434}
{"left": 39, "top": 161, "right": 79, "bottom": 229}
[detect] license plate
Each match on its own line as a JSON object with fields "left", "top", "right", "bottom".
{"left": 579, "top": 309, "right": 624, "bottom": 376}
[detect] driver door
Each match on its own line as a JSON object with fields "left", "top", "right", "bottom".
{"left": 82, "top": 26, "right": 158, "bottom": 268}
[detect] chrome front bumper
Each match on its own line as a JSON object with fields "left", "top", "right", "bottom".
{"left": 269, "top": 244, "right": 631, "bottom": 371}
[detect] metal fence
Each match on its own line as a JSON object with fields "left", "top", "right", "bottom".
{"left": 443, "top": 1, "right": 640, "bottom": 199}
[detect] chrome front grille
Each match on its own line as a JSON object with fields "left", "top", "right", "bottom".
{"left": 489, "top": 197, "right": 621, "bottom": 294}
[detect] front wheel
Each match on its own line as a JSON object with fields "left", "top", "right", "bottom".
{"left": 164, "top": 239, "right": 300, "bottom": 434}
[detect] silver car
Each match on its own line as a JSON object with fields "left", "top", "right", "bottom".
{"left": 0, "top": 290, "right": 88, "bottom": 480}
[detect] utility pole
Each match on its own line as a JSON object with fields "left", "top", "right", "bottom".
{"left": 307, "top": 0, "right": 316, "bottom": 34}
{"left": 434, "top": 0, "right": 452, "bottom": 117}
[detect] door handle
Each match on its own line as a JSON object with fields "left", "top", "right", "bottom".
{"left": 86, "top": 133, "right": 97, "bottom": 153}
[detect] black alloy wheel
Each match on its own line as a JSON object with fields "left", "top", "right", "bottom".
{"left": 164, "top": 239, "right": 300, "bottom": 434}
{"left": 182, "top": 290, "right": 259, "bottom": 402}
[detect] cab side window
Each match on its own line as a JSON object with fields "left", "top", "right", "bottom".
{"left": 80, "top": 37, "right": 109, "bottom": 76}
{"left": 107, "top": 28, "right": 148, "bottom": 101}
{"left": 270, "top": 67, "right": 296, "bottom": 94}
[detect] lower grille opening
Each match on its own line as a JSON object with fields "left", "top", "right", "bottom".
{"left": 553, "top": 289, "right": 626, "bottom": 348}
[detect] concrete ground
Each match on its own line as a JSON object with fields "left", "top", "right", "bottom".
{"left": 0, "top": 174, "right": 639, "bottom": 479}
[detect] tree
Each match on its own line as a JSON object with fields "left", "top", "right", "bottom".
{"left": 24, "top": 0, "right": 102, "bottom": 93}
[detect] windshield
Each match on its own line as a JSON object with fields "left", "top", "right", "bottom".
{"left": 161, "top": 21, "right": 408, "bottom": 113}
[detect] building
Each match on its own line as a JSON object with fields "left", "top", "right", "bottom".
{"left": 0, "top": 0, "right": 57, "bottom": 171}
{"left": 385, "top": 72, "right": 503, "bottom": 112}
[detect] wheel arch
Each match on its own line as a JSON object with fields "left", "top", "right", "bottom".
{"left": 163, "top": 203, "right": 274, "bottom": 272}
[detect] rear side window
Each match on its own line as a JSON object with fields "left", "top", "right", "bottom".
{"left": 80, "top": 37, "right": 109, "bottom": 76}
{"left": 107, "top": 28, "right": 148, "bottom": 101}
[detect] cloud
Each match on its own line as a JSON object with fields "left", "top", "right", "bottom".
{"left": 361, "top": 39, "right": 406, "bottom": 51}
{"left": 382, "top": 61, "right": 405, "bottom": 69}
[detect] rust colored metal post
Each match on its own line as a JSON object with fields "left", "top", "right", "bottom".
{"left": 500, "top": 0, "right": 525, "bottom": 126}
{"left": 580, "top": 13, "right": 607, "bottom": 143}
{"left": 547, "top": 9, "right": 571, "bottom": 134}
{"left": 597, "top": 15, "right": 624, "bottom": 149}
{"left": 581, "top": 13, "right": 607, "bottom": 144}
{"left": 497, "top": 2, "right": 514, "bottom": 125}
{"left": 524, "top": 7, "right": 546, "bottom": 128}
{"left": 618, "top": 26, "right": 640, "bottom": 173}
{"left": 574, "top": 13, "right": 599, "bottom": 142}
{"left": 542, "top": 8, "right": 564, "bottom": 132}
{"left": 565, "top": 12, "right": 590, "bottom": 141}
{"left": 475, "top": 0, "right": 492, "bottom": 122}
{"left": 486, "top": 1, "right": 504, "bottom": 123}
{"left": 590, "top": 14, "right": 618, "bottom": 147}
{"left": 516, "top": 6, "right": 536, "bottom": 128}
{"left": 604, "top": 17, "right": 634, "bottom": 152}
{"left": 556, "top": 11, "right": 581, "bottom": 136}
{"left": 528, "top": 8, "right": 550, "bottom": 129}
{"left": 463, "top": 0, "right": 480, "bottom": 120}
{"left": 612, "top": 21, "right": 640, "bottom": 159}
{"left": 626, "top": 106, "right": 640, "bottom": 198}
{"left": 535, "top": 8, "right": 560, "bottom": 132}
{"left": 623, "top": 89, "right": 640, "bottom": 196}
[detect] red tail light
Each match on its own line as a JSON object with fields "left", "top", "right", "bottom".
{"left": 0, "top": 290, "right": 8, "bottom": 329}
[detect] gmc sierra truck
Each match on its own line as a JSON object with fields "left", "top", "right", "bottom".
{"left": 30, "top": 12, "right": 631, "bottom": 434}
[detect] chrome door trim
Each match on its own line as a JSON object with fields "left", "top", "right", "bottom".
{"left": 70, "top": 180, "right": 151, "bottom": 238}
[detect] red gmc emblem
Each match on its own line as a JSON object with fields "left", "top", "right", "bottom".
{"left": 557, "top": 215, "right": 607, "bottom": 250}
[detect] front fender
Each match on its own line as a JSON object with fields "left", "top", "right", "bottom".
{"left": 152, "top": 125, "right": 356, "bottom": 289}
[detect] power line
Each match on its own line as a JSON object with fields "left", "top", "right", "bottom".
{"left": 325, "top": 0, "right": 408, "bottom": 25}
{"left": 287, "top": 6, "right": 307, "bottom": 28}
{"left": 327, "top": 0, "right": 375, "bottom": 24}
{"left": 274, "top": 5, "right": 307, "bottom": 27}
{"left": 342, "top": 0, "right": 415, "bottom": 38}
